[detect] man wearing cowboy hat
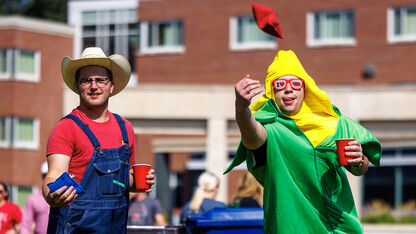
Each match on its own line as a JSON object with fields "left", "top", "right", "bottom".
{"left": 42, "top": 47, "right": 155, "bottom": 233}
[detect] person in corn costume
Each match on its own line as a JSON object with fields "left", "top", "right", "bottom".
{"left": 224, "top": 50, "right": 381, "bottom": 233}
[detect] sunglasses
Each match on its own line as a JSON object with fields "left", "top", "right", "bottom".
{"left": 272, "top": 78, "right": 304, "bottom": 91}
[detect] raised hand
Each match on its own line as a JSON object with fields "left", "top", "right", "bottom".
{"left": 234, "top": 74, "right": 267, "bottom": 149}
{"left": 235, "top": 74, "right": 263, "bottom": 112}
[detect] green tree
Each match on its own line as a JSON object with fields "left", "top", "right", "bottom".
{"left": 24, "top": 0, "right": 68, "bottom": 22}
{"left": 0, "top": 0, "right": 68, "bottom": 22}
{"left": 0, "top": 0, "right": 30, "bottom": 15}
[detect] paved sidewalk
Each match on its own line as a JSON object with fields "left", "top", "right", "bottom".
{"left": 364, "top": 224, "right": 416, "bottom": 234}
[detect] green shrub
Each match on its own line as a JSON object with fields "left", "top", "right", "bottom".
{"left": 361, "top": 213, "right": 396, "bottom": 224}
{"left": 361, "top": 213, "right": 416, "bottom": 224}
{"left": 397, "top": 215, "right": 416, "bottom": 224}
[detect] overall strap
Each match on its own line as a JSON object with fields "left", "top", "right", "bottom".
{"left": 63, "top": 114, "right": 101, "bottom": 149}
{"left": 113, "top": 113, "right": 129, "bottom": 145}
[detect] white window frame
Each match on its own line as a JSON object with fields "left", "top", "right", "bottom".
{"left": 8, "top": 185, "right": 35, "bottom": 207}
{"left": 139, "top": 21, "right": 185, "bottom": 55}
{"left": 229, "top": 16, "right": 277, "bottom": 51}
{"left": 0, "top": 49, "right": 13, "bottom": 80}
{"left": 387, "top": 6, "right": 416, "bottom": 44}
{"left": 81, "top": 9, "right": 138, "bottom": 59}
{"left": 306, "top": 10, "right": 356, "bottom": 47}
{"left": 14, "top": 49, "right": 41, "bottom": 82}
{"left": 68, "top": 0, "right": 138, "bottom": 58}
{"left": 0, "top": 48, "right": 41, "bottom": 82}
{"left": 0, "top": 117, "right": 11, "bottom": 148}
{"left": 12, "top": 117, "right": 40, "bottom": 150}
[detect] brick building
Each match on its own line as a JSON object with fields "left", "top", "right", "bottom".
{"left": 0, "top": 16, "right": 73, "bottom": 207}
{"left": 64, "top": 0, "right": 416, "bottom": 223}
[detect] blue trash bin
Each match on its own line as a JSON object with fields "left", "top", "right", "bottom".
{"left": 185, "top": 207, "right": 264, "bottom": 234}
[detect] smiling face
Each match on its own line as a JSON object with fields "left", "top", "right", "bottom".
{"left": 76, "top": 66, "right": 114, "bottom": 111}
{"left": 273, "top": 75, "right": 305, "bottom": 116}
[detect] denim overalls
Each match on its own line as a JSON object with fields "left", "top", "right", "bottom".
{"left": 47, "top": 113, "right": 131, "bottom": 234}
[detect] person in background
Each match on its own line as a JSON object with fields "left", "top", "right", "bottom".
{"left": 21, "top": 162, "right": 50, "bottom": 234}
{"left": 42, "top": 47, "right": 155, "bottom": 234}
{"left": 229, "top": 172, "right": 263, "bottom": 208}
{"left": 0, "top": 181, "right": 22, "bottom": 234}
{"left": 128, "top": 192, "right": 167, "bottom": 226}
{"left": 180, "top": 172, "right": 226, "bottom": 223}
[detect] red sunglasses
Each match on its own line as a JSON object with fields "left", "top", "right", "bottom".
{"left": 272, "top": 78, "right": 304, "bottom": 91}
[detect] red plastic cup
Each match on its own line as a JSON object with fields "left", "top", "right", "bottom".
{"left": 335, "top": 138, "right": 355, "bottom": 165}
{"left": 132, "top": 164, "right": 151, "bottom": 191}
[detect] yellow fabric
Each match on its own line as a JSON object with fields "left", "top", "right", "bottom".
{"left": 250, "top": 50, "right": 339, "bottom": 147}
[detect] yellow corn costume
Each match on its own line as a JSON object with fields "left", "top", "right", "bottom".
{"left": 225, "top": 50, "right": 381, "bottom": 233}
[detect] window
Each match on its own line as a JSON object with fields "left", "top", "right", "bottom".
{"left": 0, "top": 116, "right": 39, "bottom": 150}
{"left": 388, "top": 6, "right": 416, "bottom": 43}
{"left": 139, "top": 20, "right": 185, "bottom": 54}
{"left": 15, "top": 49, "right": 40, "bottom": 82}
{"left": 0, "top": 48, "right": 40, "bottom": 82}
{"left": 229, "top": 16, "right": 276, "bottom": 51}
{"left": 364, "top": 147, "right": 416, "bottom": 211}
{"left": 8, "top": 185, "right": 33, "bottom": 208}
{"left": 0, "top": 49, "right": 11, "bottom": 79}
{"left": 81, "top": 9, "right": 138, "bottom": 73}
{"left": 0, "top": 117, "right": 11, "bottom": 147}
{"left": 307, "top": 10, "right": 355, "bottom": 47}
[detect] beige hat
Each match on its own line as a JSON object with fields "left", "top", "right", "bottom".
{"left": 61, "top": 47, "right": 131, "bottom": 96}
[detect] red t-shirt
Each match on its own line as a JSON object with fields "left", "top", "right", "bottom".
{"left": 0, "top": 201, "right": 22, "bottom": 233}
{"left": 46, "top": 108, "right": 136, "bottom": 183}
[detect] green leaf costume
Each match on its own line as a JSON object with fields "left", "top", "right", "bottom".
{"left": 224, "top": 50, "right": 382, "bottom": 233}
{"left": 225, "top": 99, "right": 381, "bottom": 233}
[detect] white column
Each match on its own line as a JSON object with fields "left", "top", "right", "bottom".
{"left": 206, "top": 117, "right": 228, "bottom": 203}
{"left": 347, "top": 173, "right": 363, "bottom": 217}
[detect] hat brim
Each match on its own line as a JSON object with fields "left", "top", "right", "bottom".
{"left": 61, "top": 54, "right": 131, "bottom": 96}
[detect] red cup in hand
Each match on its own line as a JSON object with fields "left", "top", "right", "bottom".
{"left": 132, "top": 164, "right": 151, "bottom": 191}
{"left": 335, "top": 138, "right": 355, "bottom": 165}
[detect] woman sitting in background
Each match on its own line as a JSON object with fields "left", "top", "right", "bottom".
{"left": 229, "top": 172, "right": 263, "bottom": 208}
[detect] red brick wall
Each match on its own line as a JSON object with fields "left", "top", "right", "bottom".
{"left": 169, "top": 152, "right": 190, "bottom": 172}
{"left": 137, "top": 0, "right": 416, "bottom": 85}
{"left": 0, "top": 28, "right": 73, "bottom": 186}
{"left": 135, "top": 134, "right": 155, "bottom": 166}
{"left": 135, "top": 134, "right": 204, "bottom": 172}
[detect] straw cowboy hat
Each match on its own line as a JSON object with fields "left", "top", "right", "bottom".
{"left": 61, "top": 47, "right": 131, "bottom": 96}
